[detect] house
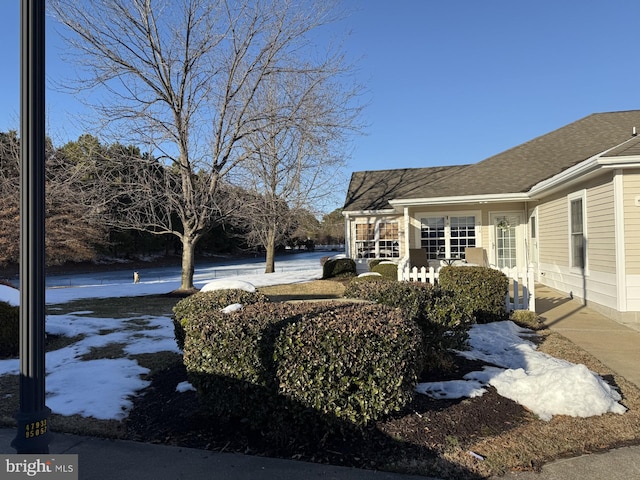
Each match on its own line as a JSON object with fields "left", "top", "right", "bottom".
{"left": 342, "top": 110, "right": 640, "bottom": 325}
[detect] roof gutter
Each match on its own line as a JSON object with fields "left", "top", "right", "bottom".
{"left": 389, "top": 192, "right": 529, "bottom": 207}
{"left": 599, "top": 155, "right": 640, "bottom": 167}
{"left": 342, "top": 208, "right": 396, "bottom": 217}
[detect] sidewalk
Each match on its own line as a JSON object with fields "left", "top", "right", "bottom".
{"left": 2, "top": 285, "right": 640, "bottom": 480}
{"left": 0, "top": 428, "right": 436, "bottom": 480}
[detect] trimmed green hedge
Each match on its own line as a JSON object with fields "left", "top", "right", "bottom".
{"left": 183, "top": 301, "right": 423, "bottom": 430}
{"left": 344, "top": 278, "right": 474, "bottom": 369}
{"left": 0, "top": 301, "right": 19, "bottom": 358}
{"left": 172, "top": 289, "right": 268, "bottom": 349}
{"left": 183, "top": 302, "right": 292, "bottom": 423}
{"left": 321, "top": 258, "right": 357, "bottom": 279}
{"left": 438, "top": 266, "right": 509, "bottom": 323}
{"left": 274, "top": 302, "right": 423, "bottom": 425}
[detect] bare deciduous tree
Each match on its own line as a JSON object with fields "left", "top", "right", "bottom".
{"left": 49, "top": 0, "right": 357, "bottom": 290}
{"left": 232, "top": 67, "right": 361, "bottom": 273}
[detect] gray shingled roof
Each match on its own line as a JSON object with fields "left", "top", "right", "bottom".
{"left": 343, "top": 165, "right": 468, "bottom": 211}
{"left": 344, "top": 110, "right": 640, "bottom": 211}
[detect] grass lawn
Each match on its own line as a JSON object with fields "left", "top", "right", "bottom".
{"left": 2, "top": 278, "right": 640, "bottom": 479}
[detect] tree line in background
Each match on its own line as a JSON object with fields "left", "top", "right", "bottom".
{"left": 0, "top": 131, "right": 346, "bottom": 271}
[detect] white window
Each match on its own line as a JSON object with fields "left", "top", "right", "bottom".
{"left": 355, "top": 222, "right": 399, "bottom": 259}
{"left": 569, "top": 194, "right": 586, "bottom": 269}
{"left": 420, "top": 216, "right": 476, "bottom": 260}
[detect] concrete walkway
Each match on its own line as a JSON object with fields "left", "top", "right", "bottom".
{"left": 534, "top": 284, "right": 640, "bottom": 388}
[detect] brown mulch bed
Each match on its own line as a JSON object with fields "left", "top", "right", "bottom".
{"left": 125, "top": 354, "right": 528, "bottom": 478}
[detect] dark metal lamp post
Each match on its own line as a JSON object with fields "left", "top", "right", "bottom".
{"left": 11, "top": 0, "right": 52, "bottom": 454}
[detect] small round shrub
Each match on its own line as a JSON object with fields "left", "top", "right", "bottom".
{"left": 368, "top": 258, "right": 383, "bottom": 270}
{"left": 511, "top": 309, "right": 543, "bottom": 330}
{"left": 322, "top": 258, "right": 356, "bottom": 279}
{"left": 371, "top": 262, "right": 398, "bottom": 280}
{"left": 438, "top": 266, "right": 509, "bottom": 323}
{"left": 173, "top": 289, "right": 268, "bottom": 349}
{"left": 0, "top": 301, "right": 19, "bottom": 358}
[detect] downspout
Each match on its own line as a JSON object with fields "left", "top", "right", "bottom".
{"left": 524, "top": 202, "right": 530, "bottom": 269}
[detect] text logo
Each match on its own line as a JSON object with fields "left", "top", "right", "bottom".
{"left": 1, "top": 455, "right": 77, "bottom": 480}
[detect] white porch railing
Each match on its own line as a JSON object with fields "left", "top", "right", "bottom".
{"left": 397, "top": 258, "right": 535, "bottom": 312}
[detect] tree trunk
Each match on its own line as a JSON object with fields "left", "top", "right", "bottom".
{"left": 180, "top": 236, "right": 196, "bottom": 290}
{"left": 265, "top": 228, "right": 276, "bottom": 274}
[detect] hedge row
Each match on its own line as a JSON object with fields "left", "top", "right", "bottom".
{"left": 274, "top": 302, "right": 422, "bottom": 425}
{"left": 182, "top": 301, "right": 423, "bottom": 430}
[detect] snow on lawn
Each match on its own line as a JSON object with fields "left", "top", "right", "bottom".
{"left": 43, "top": 268, "right": 322, "bottom": 304}
{"left": 416, "top": 321, "right": 626, "bottom": 421}
{"left": 0, "top": 254, "right": 323, "bottom": 420}
{"left": 0, "top": 285, "right": 19, "bottom": 306}
{"left": 0, "top": 254, "right": 627, "bottom": 422}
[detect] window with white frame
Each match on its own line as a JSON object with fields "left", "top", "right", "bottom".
{"left": 569, "top": 195, "right": 585, "bottom": 269}
{"left": 355, "top": 222, "right": 399, "bottom": 259}
{"left": 420, "top": 216, "right": 476, "bottom": 260}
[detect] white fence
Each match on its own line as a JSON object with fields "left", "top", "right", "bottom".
{"left": 397, "top": 260, "right": 535, "bottom": 312}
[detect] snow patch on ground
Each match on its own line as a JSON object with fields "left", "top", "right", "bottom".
{"left": 201, "top": 279, "right": 256, "bottom": 293}
{"left": 416, "top": 321, "right": 626, "bottom": 421}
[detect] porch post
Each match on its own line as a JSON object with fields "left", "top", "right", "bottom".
{"left": 397, "top": 207, "right": 411, "bottom": 281}
{"left": 343, "top": 212, "right": 351, "bottom": 257}
{"left": 403, "top": 207, "right": 410, "bottom": 258}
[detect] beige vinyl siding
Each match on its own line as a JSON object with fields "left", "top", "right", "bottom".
{"left": 586, "top": 181, "right": 616, "bottom": 274}
{"left": 538, "top": 196, "right": 568, "bottom": 267}
{"left": 624, "top": 170, "right": 640, "bottom": 275}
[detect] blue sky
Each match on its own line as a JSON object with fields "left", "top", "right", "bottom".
{"left": 2, "top": 1, "right": 640, "bottom": 208}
